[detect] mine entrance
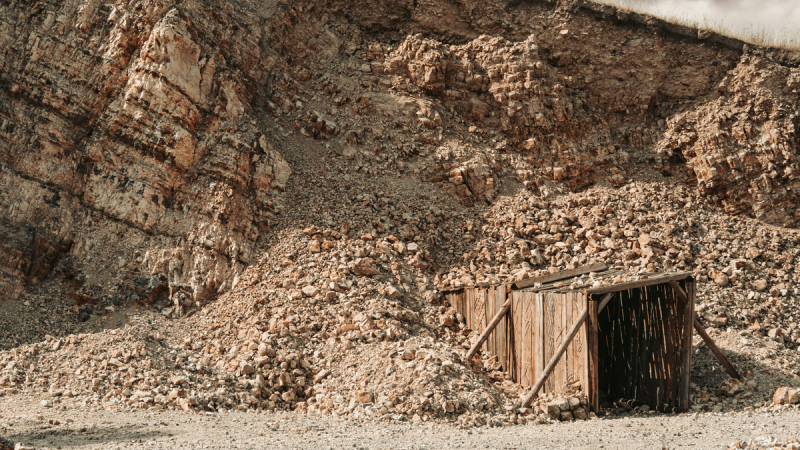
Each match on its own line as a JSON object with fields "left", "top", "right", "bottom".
{"left": 595, "top": 283, "right": 692, "bottom": 412}
{"left": 445, "top": 266, "right": 740, "bottom": 412}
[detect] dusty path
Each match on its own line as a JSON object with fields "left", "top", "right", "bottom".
{"left": 2, "top": 395, "right": 799, "bottom": 449}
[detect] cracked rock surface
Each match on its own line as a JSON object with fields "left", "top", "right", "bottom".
{"left": 1, "top": 0, "right": 800, "bottom": 446}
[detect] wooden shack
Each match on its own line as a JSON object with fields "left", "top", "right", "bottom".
{"left": 443, "top": 264, "right": 738, "bottom": 413}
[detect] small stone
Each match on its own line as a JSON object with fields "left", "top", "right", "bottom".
{"left": 774, "top": 387, "right": 799, "bottom": 405}
{"left": 567, "top": 396, "right": 581, "bottom": 410}
{"left": 386, "top": 285, "right": 403, "bottom": 299}
{"left": 713, "top": 274, "right": 729, "bottom": 287}
{"left": 354, "top": 390, "right": 373, "bottom": 404}
{"left": 753, "top": 280, "right": 769, "bottom": 292}
{"left": 352, "top": 258, "right": 379, "bottom": 276}
{"left": 301, "top": 285, "right": 318, "bottom": 297}
{"left": 572, "top": 407, "right": 587, "bottom": 419}
{"left": 314, "top": 369, "right": 330, "bottom": 383}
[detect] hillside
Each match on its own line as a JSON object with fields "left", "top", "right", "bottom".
{"left": 1, "top": 0, "right": 800, "bottom": 440}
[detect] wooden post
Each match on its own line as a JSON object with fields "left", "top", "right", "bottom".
{"left": 679, "top": 280, "right": 695, "bottom": 411}
{"left": 465, "top": 299, "right": 511, "bottom": 361}
{"left": 521, "top": 293, "right": 612, "bottom": 408}
{"left": 668, "top": 280, "right": 740, "bottom": 380}
{"left": 587, "top": 296, "right": 599, "bottom": 412}
{"left": 694, "top": 322, "right": 741, "bottom": 380}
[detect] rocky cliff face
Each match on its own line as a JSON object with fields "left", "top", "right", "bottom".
{"left": 1, "top": 0, "right": 798, "bottom": 309}
{"left": 0, "top": 0, "right": 293, "bottom": 301}
{"left": 656, "top": 52, "right": 800, "bottom": 227}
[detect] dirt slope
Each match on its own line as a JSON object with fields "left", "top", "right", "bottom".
{"left": 1, "top": 0, "right": 800, "bottom": 432}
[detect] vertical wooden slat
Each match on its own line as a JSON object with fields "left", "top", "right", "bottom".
{"left": 580, "top": 293, "right": 589, "bottom": 401}
{"left": 622, "top": 290, "right": 633, "bottom": 400}
{"left": 647, "top": 286, "right": 658, "bottom": 408}
{"left": 567, "top": 292, "right": 583, "bottom": 390}
{"left": 497, "top": 285, "right": 508, "bottom": 371}
{"left": 508, "top": 291, "right": 523, "bottom": 384}
{"left": 651, "top": 286, "right": 661, "bottom": 405}
{"left": 505, "top": 287, "right": 515, "bottom": 380}
{"left": 535, "top": 294, "right": 544, "bottom": 387}
{"left": 487, "top": 287, "right": 493, "bottom": 357}
{"left": 522, "top": 292, "right": 533, "bottom": 386}
{"left": 460, "top": 291, "right": 467, "bottom": 323}
{"left": 465, "top": 289, "right": 473, "bottom": 329}
{"left": 664, "top": 284, "right": 675, "bottom": 406}
{"left": 587, "top": 296, "right": 599, "bottom": 412}
{"left": 553, "top": 292, "right": 560, "bottom": 395}
{"left": 655, "top": 286, "right": 666, "bottom": 406}
{"left": 560, "top": 292, "right": 567, "bottom": 394}
{"left": 566, "top": 292, "right": 574, "bottom": 390}
{"left": 638, "top": 288, "right": 648, "bottom": 404}
{"left": 680, "top": 280, "right": 695, "bottom": 411}
{"left": 483, "top": 287, "right": 491, "bottom": 355}
{"left": 665, "top": 285, "right": 674, "bottom": 405}
{"left": 490, "top": 286, "right": 498, "bottom": 361}
{"left": 674, "top": 282, "right": 685, "bottom": 404}
{"left": 650, "top": 286, "right": 662, "bottom": 407}
{"left": 613, "top": 290, "right": 624, "bottom": 401}
{"left": 475, "top": 289, "right": 487, "bottom": 343}
{"left": 657, "top": 285, "right": 667, "bottom": 406}
{"left": 629, "top": 289, "right": 639, "bottom": 401}
{"left": 544, "top": 294, "right": 555, "bottom": 394}
{"left": 598, "top": 301, "right": 609, "bottom": 403}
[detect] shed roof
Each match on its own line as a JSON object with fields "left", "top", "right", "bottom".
{"left": 438, "top": 263, "right": 693, "bottom": 295}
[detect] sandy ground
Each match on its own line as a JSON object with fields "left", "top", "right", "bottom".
{"left": 2, "top": 395, "right": 799, "bottom": 449}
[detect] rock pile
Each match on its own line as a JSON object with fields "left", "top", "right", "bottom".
{"left": 2, "top": 0, "right": 800, "bottom": 431}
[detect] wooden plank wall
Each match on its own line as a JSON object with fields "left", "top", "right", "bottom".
{"left": 541, "top": 291, "right": 587, "bottom": 395}
{"left": 513, "top": 291, "right": 535, "bottom": 386}
{"left": 448, "top": 288, "right": 589, "bottom": 398}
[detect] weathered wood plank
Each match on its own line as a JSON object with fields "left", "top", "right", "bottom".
{"left": 464, "top": 298, "right": 511, "bottom": 361}
{"left": 679, "top": 280, "right": 695, "bottom": 411}
{"left": 475, "top": 288, "right": 487, "bottom": 336}
{"left": 587, "top": 297, "right": 599, "bottom": 412}
{"left": 548, "top": 293, "right": 555, "bottom": 394}
{"left": 637, "top": 288, "right": 647, "bottom": 404}
{"left": 568, "top": 292, "right": 576, "bottom": 391}
{"left": 514, "top": 263, "right": 609, "bottom": 289}
{"left": 662, "top": 285, "right": 673, "bottom": 406}
{"left": 499, "top": 285, "right": 508, "bottom": 371}
{"left": 485, "top": 287, "right": 493, "bottom": 357}
{"left": 535, "top": 294, "right": 544, "bottom": 385}
{"left": 522, "top": 301, "right": 590, "bottom": 408}
{"left": 583, "top": 272, "right": 693, "bottom": 295}
{"left": 512, "top": 292, "right": 521, "bottom": 384}
{"left": 523, "top": 292, "right": 534, "bottom": 386}
{"left": 626, "top": 289, "right": 635, "bottom": 400}
{"left": 598, "top": 291, "right": 616, "bottom": 312}
{"left": 465, "top": 289, "right": 474, "bottom": 329}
